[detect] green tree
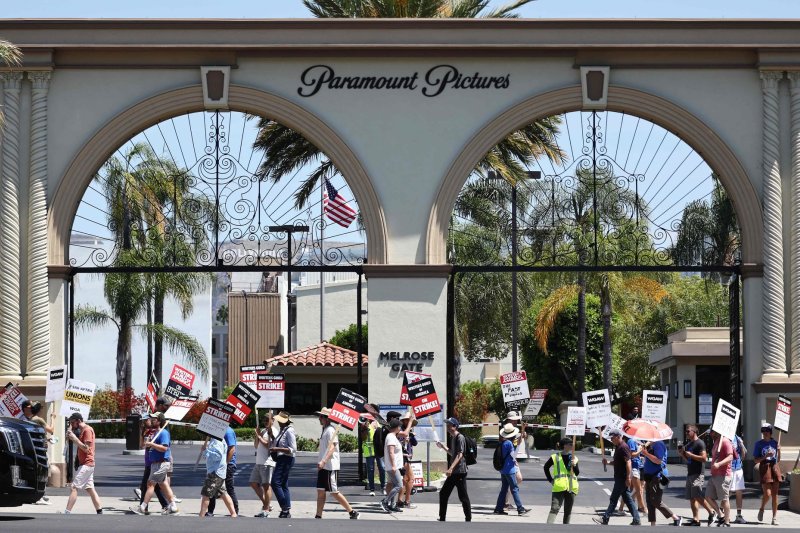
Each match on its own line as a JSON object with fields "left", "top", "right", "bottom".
{"left": 329, "top": 323, "right": 368, "bottom": 352}
{"left": 216, "top": 304, "right": 229, "bottom": 326}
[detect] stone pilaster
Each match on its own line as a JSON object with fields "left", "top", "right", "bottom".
{"left": 0, "top": 72, "right": 23, "bottom": 379}
{"left": 760, "top": 71, "right": 787, "bottom": 378}
{"left": 26, "top": 71, "right": 51, "bottom": 376}
{"left": 790, "top": 71, "right": 800, "bottom": 375}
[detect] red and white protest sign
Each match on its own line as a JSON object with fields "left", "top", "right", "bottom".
{"left": 145, "top": 373, "right": 160, "bottom": 412}
{"left": 255, "top": 374, "right": 285, "bottom": 409}
{"left": 330, "top": 388, "right": 367, "bottom": 430}
{"left": 410, "top": 461, "right": 424, "bottom": 488}
{"left": 523, "top": 389, "right": 548, "bottom": 420}
{"left": 500, "top": 371, "right": 530, "bottom": 411}
{"left": 0, "top": 384, "right": 27, "bottom": 419}
{"left": 240, "top": 364, "right": 268, "bottom": 389}
{"left": 407, "top": 377, "right": 442, "bottom": 418}
{"left": 400, "top": 371, "right": 429, "bottom": 405}
{"left": 164, "top": 364, "right": 195, "bottom": 399}
{"left": 164, "top": 395, "right": 197, "bottom": 421}
{"left": 774, "top": 395, "right": 792, "bottom": 433}
{"left": 197, "top": 398, "right": 234, "bottom": 440}
{"left": 226, "top": 381, "right": 260, "bottom": 424}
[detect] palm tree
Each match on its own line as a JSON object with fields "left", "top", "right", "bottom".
{"left": 254, "top": 0, "right": 562, "bottom": 210}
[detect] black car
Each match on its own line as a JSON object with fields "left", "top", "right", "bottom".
{"left": 0, "top": 416, "right": 48, "bottom": 505}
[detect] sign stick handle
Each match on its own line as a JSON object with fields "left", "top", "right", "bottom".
{"left": 255, "top": 408, "right": 259, "bottom": 429}
{"left": 793, "top": 448, "right": 800, "bottom": 472}
{"left": 777, "top": 429, "right": 782, "bottom": 448}
{"left": 194, "top": 436, "right": 208, "bottom": 471}
{"left": 600, "top": 426, "right": 607, "bottom": 472}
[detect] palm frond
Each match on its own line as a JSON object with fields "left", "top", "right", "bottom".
{"left": 73, "top": 305, "right": 119, "bottom": 332}
{"left": 137, "top": 323, "right": 208, "bottom": 379}
{"left": 0, "top": 40, "right": 22, "bottom": 67}
{"left": 534, "top": 284, "right": 578, "bottom": 354}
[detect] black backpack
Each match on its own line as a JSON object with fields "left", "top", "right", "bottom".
{"left": 492, "top": 443, "right": 506, "bottom": 471}
{"left": 463, "top": 434, "right": 478, "bottom": 465}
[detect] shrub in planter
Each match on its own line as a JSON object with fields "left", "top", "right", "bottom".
{"left": 339, "top": 433, "right": 357, "bottom": 452}
{"left": 297, "top": 436, "right": 318, "bottom": 451}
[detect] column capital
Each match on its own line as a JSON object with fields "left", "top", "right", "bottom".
{"left": 27, "top": 71, "right": 51, "bottom": 90}
{"left": 788, "top": 71, "right": 800, "bottom": 89}
{"left": 0, "top": 71, "right": 23, "bottom": 89}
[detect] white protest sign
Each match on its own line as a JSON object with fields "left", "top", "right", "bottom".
{"left": 255, "top": 374, "right": 285, "bottom": 409}
{"left": 523, "top": 389, "right": 548, "bottom": 420}
{"left": 600, "top": 413, "right": 627, "bottom": 440}
{"left": 0, "top": 385, "right": 28, "bottom": 419}
{"left": 582, "top": 389, "right": 611, "bottom": 428}
{"left": 500, "top": 371, "right": 530, "bottom": 410}
{"left": 45, "top": 365, "right": 68, "bottom": 403}
{"left": 59, "top": 379, "right": 96, "bottom": 419}
{"left": 410, "top": 460, "right": 424, "bottom": 488}
{"left": 197, "top": 398, "right": 234, "bottom": 440}
{"left": 642, "top": 389, "right": 668, "bottom": 423}
{"left": 164, "top": 395, "right": 198, "bottom": 421}
{"left": 774, "top": 395, "right": 792, "bottom": 433}
{"left": 565, "top": 406, "right": 587, "bottom": 436}
{"left": 711, "top": 399, "right": 740, "bottom": 441}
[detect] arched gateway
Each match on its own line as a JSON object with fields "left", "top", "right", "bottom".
{"left": 0, "top": 19, "right": 797, "bottom": 486}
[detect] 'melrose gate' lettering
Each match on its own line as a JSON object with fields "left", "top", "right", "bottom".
{"left": 379, "top": 351, "right": 435, "bottom": 373}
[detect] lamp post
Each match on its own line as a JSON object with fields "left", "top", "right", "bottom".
{"left": 486, "top": 170, "right": 540, "bottom": 372}
{"left": 270, "top": 224, "right": 309, "bottom": 354}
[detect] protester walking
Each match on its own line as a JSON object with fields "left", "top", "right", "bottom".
{"left": 754, "top": 424, "right": 782, "bottom": 526}
{"left": 22, "top": 400, "right": 55, "bottom": 505}
{"left": 493, "top": 423, "right": 529, "bottom": 516}
{"left": 135, "top": 416, "right": 168, "bottom": 513}
{"left": 360, "top": 417, "right": 377, "bottom": 495}
{"left": 270, "top": 411, "right": 297, "bottom": 518}
{"left": 640, "top": 439, "right": 681, "bottom": 526}
{"left": 314, "top": 407, "right": 359, "bottom": 520}
{"left": 705, "top": 431, "right": 734, "bottom": 527}
{"left": 380, "top": 419, "right": 404, "bottom": 513}
{"left": 437, "top": 417, "right": 471, "bottom": 522}
{"left": 131, "top": 413, "right": 179, "bottom": 515}
{"left": 154, "top": 397, "right": 182, "bottom": 504}
{"left": 398, "top": 411, "right": 418, "bottom": 509}
{"left": 678, "top": 425, "right": 715, "bottom": 526}
{"left": 502, "top": 411, "right": 527, "bottom": 510}
{"left": 61, "top": 413, "right": 103, "bottom": 515}
{"left": 731, "top": 433, "right": 748, "bottom": 524}
{"left": 199, "top": 435, "right": 238, "bottom": 518}
{"left": 626, "top": 436, "right": 647, "bottom": 517}
{"left": 207, "top": 425, "right": 238, "bottom": 516}
{"left": 544, "top": 437, "right": 579, "bottom": 524}
{"left": 593, "top": 429, "right": 640, "bottom": 525}
{"left": 250, "top": 412, "right": 275, "bottom": 518}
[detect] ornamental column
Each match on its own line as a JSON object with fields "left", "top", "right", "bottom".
{"left": 25, "top": 71, "right": 51, "bottom": 376}
{"left": 0, "top": 72, "right": 23, "bottom": 380}
{"left": 760, "top": 71, "right": 788, "bottom": 378}
{"left": 790, "top": 71, "right": 800, "bottom": 375}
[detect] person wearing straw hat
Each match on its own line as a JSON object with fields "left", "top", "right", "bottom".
{"left": 544, "top": 437, "right": 579, "bottom": 524}
{"left": 270, "top": 410, "right": 297, "bottom": 518}
{"left": 753, "top": 423, "right": 781, "bottom": 525}
{"left": 502, "top": 410, "right": 527, "bottom": 510}
{"left": 314, "top": 407, "right": 360, "bottom": 520}
{"left": 493, "top": 423, "right": 529, "bottom": 516}
{"left": 250, "top": 411, "right": 275, "bottom": 518}
{"left": 593, "top": 428, "right": 640, "bottom": 525}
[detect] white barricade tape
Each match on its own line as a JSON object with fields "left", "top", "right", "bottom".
{"left": 458, "top": 422, "right": 564, "bottom": 430}
{"left": 86, "top": 418, "right": 198, "bottom": 427}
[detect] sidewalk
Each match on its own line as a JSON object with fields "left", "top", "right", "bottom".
{"left": 5, "top": 495, "right": 800, "bottom": 527}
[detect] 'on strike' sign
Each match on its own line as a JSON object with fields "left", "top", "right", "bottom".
{"left": 500, "top": 371, "right": 530, "bottom": 411}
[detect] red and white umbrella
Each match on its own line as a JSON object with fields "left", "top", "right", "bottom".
{"left": 622, "top": 418, "right": 673, "bottom": 441}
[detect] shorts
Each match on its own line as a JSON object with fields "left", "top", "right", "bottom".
{"left": 731, "top": 469, "right": 745, "bottom": 492}
{"left": 72, "top": 465, "right": 95, "bottom": 490}
{"left": 201, "top": 473, "right": 227, "bottom": 498}
{"left": 685, "top": 474, "right": 705, "bottom": 499}
{"left": 149, "top": 461, "right": 170, "bottom": 484}
{"left": 705, "top": 475, "right": 731, "bottom": 501}
{"left": 631, "top": 468, "right": 640, "bottom": 480}
{"left": 316, "top": 469, "right": 339, "bottom": 493}
{"left": 249, "top": 464, "right": 274, "bottom": 485}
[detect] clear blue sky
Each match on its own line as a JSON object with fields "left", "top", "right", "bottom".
{"left": 3, "top": 0, "right": 800, "bottom": 19}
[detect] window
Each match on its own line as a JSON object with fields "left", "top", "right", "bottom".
{"left": 285, "top": 383, "right": 322, "bottom": 415}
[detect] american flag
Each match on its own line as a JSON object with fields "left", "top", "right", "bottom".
{"left": 323, "top": 179, "right": 357, "bottom": 228}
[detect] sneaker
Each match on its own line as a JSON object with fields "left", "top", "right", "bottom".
{"left": 369, "top": 491, "right": 375, "bottom": 497}
{"left": 279, "top": 511, "right": 291, "bottom": 519}
{"left": 614, "top": 510, "right": 627, "bottom": 517}
{"left": 174, "top": 498, "right": 182, "bottom": 504}
{"left": 758, "top": 509, "right": 764, "bottom": 522}
{"left": 592, "top": 517, "right": 609, "bottom": 525}
{"left": 717, "top": 523, "right": 730, "bottom": 528}
{"left": 672, "top": 517, "right": 683, "bottom": 527}
{"left": 707, "top": 513, "right": 717, "bottom": 526}
{"left": 631, "top": 520, "right": 641, "bottom": 526}
{"left": 493, "top": 510, "right": 509, "bottom": 515}
{"left": 396, "top": 501, "right": 406, "bottom": 508}
{"left": 96, "top": 509, "right": 103, "bottom": 515}
{"left": 205, "top": 512, "right": 214, "bottom": 517}
{"left": 733, "top": 515, "right": 747, "bottom": 525}
{"left": 683, "top": 519, "right": 701, "bottom": 526}
{"left": 163, "top": 507, "right": 179, "bottom": 515}
{"left": 380, "top": 500, "right": 391, "bottom": 513}
{"left": 405, "top": 503, "right": 418, "bottom": 509}
{"left": 437, "top": 518, "right": 446, "bottom": 522}
{"left": 349, "top": 510, "right": 360, "bottom": 520}
{"left": 58, "top": 510, "right": 71, "bottom": 515}
{"left": 504, "top": 503, "right": 514, "bottom": 510}
{"left": 771, "top": 518, "right": 778, "bottom": 526}
{"left": 389, "top": 506, "right": 403, "bottom": 513}
{"left": 129, "top": 506, "right": 146, "bottom": 515}
{"left": 518, "top": 508, "right": 530, "bottom": 516}
{"left": 716, "top": 516, "right": 725, "bottom": 525}
{"left": 133, "top": 488, "right": 141, "bottom": 500}
{"left": 254, "top": 510, "right": 268, "bottom": 518}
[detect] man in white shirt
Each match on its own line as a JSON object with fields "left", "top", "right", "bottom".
{"left": 250, "top": 412, "right": 274, "bottom": 518}
{"left": 381, "top": 419, "right": 404, "bottom": 513}
{"left": 314, "top": 407, "right": 359, "bottom": 520}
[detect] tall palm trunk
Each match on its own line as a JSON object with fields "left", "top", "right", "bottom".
{"left": 154, "top": 290, "right": 165, "bottom": 386}
{"left": 576, "top": 272, "right": 587, "bottom": 403}
{"left": 116, "top": 318, "right": 133, "bottom": 392}
{"left": 600, "top": 277, "right": 613, "bottom": 391}
{"left": 146, "top": 295, "right": 153, "bottom": 380}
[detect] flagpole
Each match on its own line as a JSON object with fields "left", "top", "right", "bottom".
{"left": 320, "top": 179, "right": 325, "bottom": 343}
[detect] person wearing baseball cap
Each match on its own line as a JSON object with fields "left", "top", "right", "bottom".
{"left": 594, "top": 428, "right": 640, "bottom": 525}
{"left": 436, "top": 417, "right": 471, "bottom": 522}
{"left": 754, "top": 423, "right": 781, "bottom": 525}
{"left": 61, "top": 412, "right": 103, "bottom": 515}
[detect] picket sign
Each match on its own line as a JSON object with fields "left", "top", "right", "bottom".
{"left": 458, "top": 422, "right": 565, "bottom": 430}
{"left": 774, "top": 396, "right": 791, "bottom": 433}
{"left": 500, "top": 371, "right": 530, "bottom": 411}
{"left": 86, "top": 418, "right": 198, "bottom": 427}
{"left": 711, "top": 399, "right": 740, "bottom": 452}
{"left": 565, "top": 406, "right": 587, "bottom": 437}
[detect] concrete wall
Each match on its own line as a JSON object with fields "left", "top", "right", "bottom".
{"left": 295, "top": 279, "right": 367, "bottom": 350}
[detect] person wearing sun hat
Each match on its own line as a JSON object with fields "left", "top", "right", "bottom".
{"left": 270, "top": 410, "right": 297, "bottom": 518}
{"left": 493, "top": 423, "right": 529, "bottom": 516}
{"left": 502, "top": 410, "right": 527, "bottom": 510}
{"left": 314, "top": 407, "right": 359, "bottom": 520}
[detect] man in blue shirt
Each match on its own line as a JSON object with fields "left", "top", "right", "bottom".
{"left": 207, "top": 426, "right": 238, "bottom": 516}
{"left": 493, "top": 424, "right": 529, "bottom": 516}
{"left": 131, "top": 413, "right": 179, "bottom": 515}
{"left": 640, "top": 440, "right": 681, "bottom": 526}
{"left": 200, "top": 437, "right": 237, "bottom": 517}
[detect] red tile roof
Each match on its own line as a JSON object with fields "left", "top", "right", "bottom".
{"left": 265, "top": 342, "right": 368, "bottom": 367}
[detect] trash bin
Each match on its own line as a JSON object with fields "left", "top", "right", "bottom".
{"left": 125, "top": 414, "right": 142, "bottom": 450}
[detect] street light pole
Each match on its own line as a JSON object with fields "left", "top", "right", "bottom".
{"left": 270, "top": 224, "right": 309, "bottom": 354}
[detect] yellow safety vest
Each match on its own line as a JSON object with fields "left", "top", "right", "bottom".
{"left": 551, "top": 453, "right": 579, "bottom": 494}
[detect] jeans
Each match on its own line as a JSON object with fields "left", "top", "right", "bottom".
{"left": 271, "top": 455, "right": 295, "bottom": 511}
{"left": 547, "top": 491, "right": 575, "bottom": 524}
{"left": 365, "top": 456, "right": 376, "bottom": 491}
{"left": 375, "top": 457, "right": 386, "bottom": 489}
{"left": 208, "top": 463, "right": 238, "bottom": 514}
{"left": 495, "top": 473, "right": 524, "bottom": 512}
{"left": 644, "top": 477, "right": 674, "bottom": 524}
{"left": 140, "top": 464, "right": 167, "bottom": 508}
{"left": 604, "top": 479, "right": 640, "bottom": 522}
{"left": 438, "top": 473, "right": 471, "bottom": 521}
{"left": 384, "top": 469, "right": 403, "bottom": 506}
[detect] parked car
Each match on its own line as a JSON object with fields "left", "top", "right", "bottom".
{"left": 0, "top": 416, "right": 48, "bottom": 505}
